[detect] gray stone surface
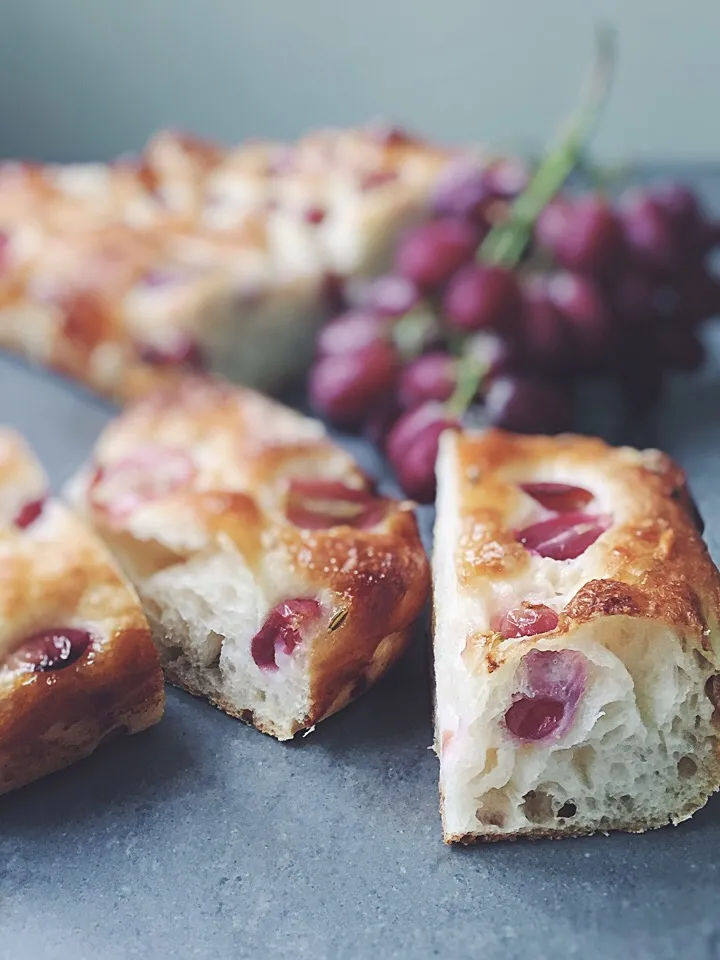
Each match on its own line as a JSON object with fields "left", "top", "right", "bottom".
{"left": 3, "top": 270, "right": 720, "bottom": 958}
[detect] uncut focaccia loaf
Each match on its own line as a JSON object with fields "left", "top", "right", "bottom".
{"left": 433, "top": 428, "right": 720, "bottom": 842}
{"left": 0, "top": 126, "right": 451, "bottom": 403}
{"left": 0, "top": 429, "right": 164, "bottom": 795}
{"left": 0, "top": 218, "right": 321, "bottom": 404}
{"left": 67, "top": 376, "right": 430, "bottom": 740}
{"left": 197, "top": 125, "right": 453, "bottom": 276}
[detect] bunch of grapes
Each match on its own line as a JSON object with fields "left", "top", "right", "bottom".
{"left": 308, "top": 157, "right": 720, "bottom": 503}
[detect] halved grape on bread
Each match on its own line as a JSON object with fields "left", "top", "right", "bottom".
{"left": 433, "top": 428, "right": 720, "bottom": 841}
{"left": 67, "top": 377, "right": 430, "bottom": 740}
{"left": 0, "top": 429, "right": 165, "bottom": 794}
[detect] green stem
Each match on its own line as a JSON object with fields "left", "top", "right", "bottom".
{"left": 480, "top": 25, "right": 616, "bottom": 270}
{"left": 447, "top": 352, "right": 487, "bottom": 416}
{"left": 447, "top": 25, "right": 617, "bottom": 416}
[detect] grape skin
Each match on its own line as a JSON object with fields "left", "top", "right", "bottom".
{"left": 309, "top": 177, "right": 716, "bottom": 500}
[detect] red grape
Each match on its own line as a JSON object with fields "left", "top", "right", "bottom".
{"left": 432, "top": 157, "right": 492, "bottom": 221}
{"left": 285, "top": 479, "right": 386, "bottom": 530}
{"left": 612, "top": 270, "right": 656, "bottom": 325}
{"left": 520, "top": 482, "right": 593, "bottom": 513}
{"left": 304, "top": 205, "right": 326, "bottom": 225}
{"left": 619, "top": 189, "right": 678, "bottom": 271}
{"left": 505, "top": 649, "right": 588, "bottom": 742}
{"left": 482, "top": 158, "right": 530, "bottom": 198}
{"left": 317, "top": 311, "right": 385, "bottom": 357}
{"left": 444, "top": 264, "right": 521, "bottom": 334}
{"left": 516, "top": 511, "right": 611, "bottom": 560}
{"left": 535, "top": 197, "right": 571, "bottom": 251}
{"left": 484, "top": 376, "right": 572, "bottom": 434}
{"left": 466, "top": 332, "right": 517, "bottom": 380}
{"left": 361, "top": 275, "right": 420, "bottom": 318}
{"left": 138, "top": 333, "right": 206, "bottom": 371}
{"left": 394, "top": 219, "right": 478, "bottom": 290}
{"left": 385, "top": 401, "right": 450, "bottom": 462}
{"left": 90, "top": 447, "right": 196, "bottom": 522}
{"left": 536, "top": 193, "right": 623, "bottom": 275}
{"left": 649, "top": 182, "right": 709, "bottom": 253}
{"left": 310, "top": 172, "right": 714, "bottom": 454}
{"left": 309, "top": 340, "right": 399, "bottom": 428}
{"left": 650, "top": 182, "right": 700, "bottom": 224}
{"left": 7, "top": 627, "right": 93, "bottom": 673}
{"left": 505, "top": 697, "right": 565, "bottom": 741}
{"left": 546, "top": 272, "right": 612, "bottom": 360}
{"left": 250, "top": 598, "right": 321, "bottom": 670}
{"left": 321, "top": 272, "right": 347, "bottom": 314}
{"left": 397, "top": 352, "right": 457, "bottom": 409}
{"left": 496, "top": 603, "right": 559, "bottom": 639}
{"left": 13, "top": 497, "right": 46, "bottom": 530}
{"left": 363, "top": 391, "right": 402, "bottom": 446}
{"left": 386, "top": 402, "right": 459, "bottom": 502}
{"left": 520, "top": 276, "right": 574, "bottom": 370}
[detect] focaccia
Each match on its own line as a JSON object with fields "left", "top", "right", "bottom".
{"left": 0, "top": 218, "right": 320, "bottom": 404}
{"left": 67, "top": 377, "right": 430, "bottom": 739}
{"left": 0, "top": 126, "right": 451, "bottom": 403}
{"left": 0, "top": 429, "right": 165, "bottom": 794}
{"left": 433, "top": 428, "right": 720, "bottom": 841}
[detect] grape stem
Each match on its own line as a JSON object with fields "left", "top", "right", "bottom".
{"left": 447, "top": 352, "right": 485, "bottom": 416}
{"left": 446, "top": 25, "right": 617, "bottom": 417}
{"left": 392, "top": 305, "right": 440, "bottom": 360}
{"left": 479, "top": 25, "right": 617, "bottom": 269}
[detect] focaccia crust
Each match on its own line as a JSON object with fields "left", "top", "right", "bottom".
{"left": 68, "top": 377, "right": 430, "bottom": 738}
{"left": 0, "top": 126, "right": 451, "bottom": 403}
{"left": 0, "top": 429, "right": 164, "bottom": 794}
{"left": 434, "top": 429, "right": 720, "bottom": 843}
{"left": 455, "top": 431, "right": 720, "bottom": 668}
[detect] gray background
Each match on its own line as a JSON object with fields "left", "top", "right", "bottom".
{"left": 1, "top": 0, "right": 720, "bottom": 162}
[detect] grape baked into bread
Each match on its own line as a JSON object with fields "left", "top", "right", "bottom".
{"left": 0, "top": 127, "right": 450, "bottom": 404}
{"left": 0, "top": 429, "right": 165, "bottom": 794}
{"left": 67, "top": 376, "right": 430, "bottom": 739}
{"left": 433, "top": 429, "right": 720, "bottom": 841}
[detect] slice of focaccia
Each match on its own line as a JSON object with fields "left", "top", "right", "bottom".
{"left": 433, "top": 428, "right": 720, "bottom": 842}
{"left": 67, "top": 377, "right": 430, "bottom": 740}
{"left": 0, "top": 126, "right": 451, "bottom": 404}
{"left": 0, "top": 217, "right": 321, "bottom": 404}
{"left": 0, "top": 429, "right": 165, "bottom": 795}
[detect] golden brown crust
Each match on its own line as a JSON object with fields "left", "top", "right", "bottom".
{"left": 453, "top": 429, "right": 720, "bottom": 668}
{"left": 443, "top": 808, "right": 706, "bottom": 843}
{"left": 71, "top": 377, "right": 429, "bottom": 735}
{"left": 443, "top": 745, "right": 720, "bottom": 843}
{"left": 164, "top": 627, "right": 412, "bottom": 740}
{"left": 0, "top": 625, "right": 164, "bottom": 794}
{"left": 436, "top": 428, "right": 720, "bottom": 842}
{"left": 0, "top": 127, "right": 452, "bottom": 403}
{"left": 0, "top": 430, "right": 165, "bottom": 793}
{"left": 275, "top": 512, "right": 428, "bottom": 657}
